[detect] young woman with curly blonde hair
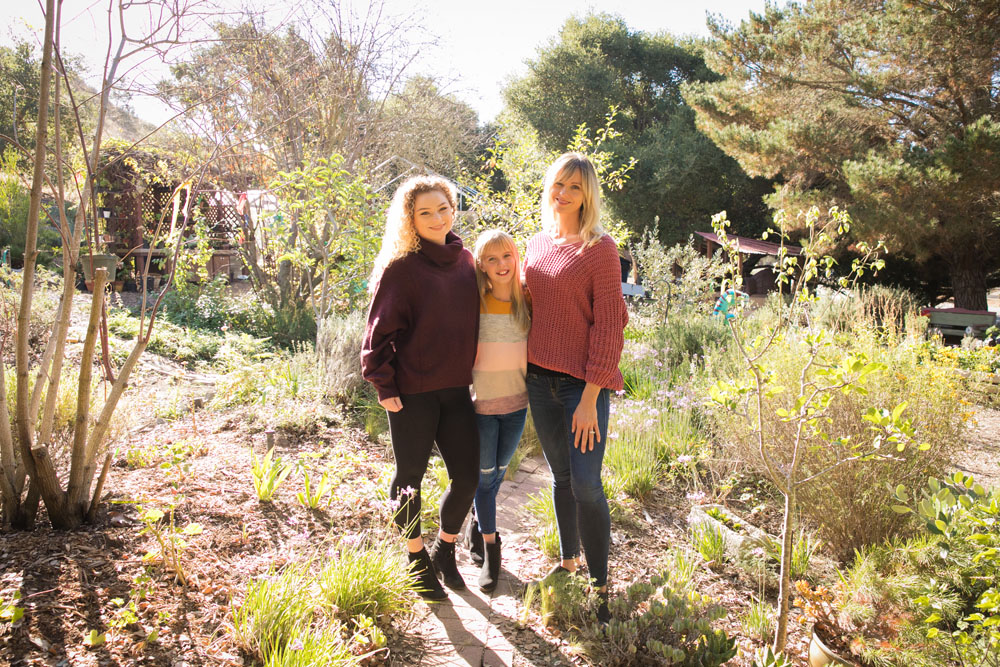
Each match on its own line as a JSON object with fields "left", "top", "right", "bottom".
{"left": 362, "top": 175, "right": 480, "bottom": 600}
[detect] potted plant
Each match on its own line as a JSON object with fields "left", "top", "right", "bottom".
{"left": 795, "top": 579, "right": 912, "bottom": 667}
{"left": 794, "top": 581, "right": 860, "bottom": 666}
{"left": 79, "top": 251, "right": 119, "bottom": 291}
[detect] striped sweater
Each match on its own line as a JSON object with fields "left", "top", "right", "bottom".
{"left": 471, "top": 293, "right": 529, "bottom": 415}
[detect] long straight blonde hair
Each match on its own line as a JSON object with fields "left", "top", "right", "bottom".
{"left": 541, "top": 152, "right": 605, "bottom": 248}
{"left": 369, "top": 175, "right": 458, "bottom": 290}
{"left": 473, "top": 229, "right": 531, "bottom": 333}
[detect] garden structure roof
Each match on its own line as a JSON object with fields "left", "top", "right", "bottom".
{"left": 695, "top": 231, "right": 803, "bottom": 257}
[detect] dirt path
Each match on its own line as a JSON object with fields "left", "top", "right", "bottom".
{"left": 955, "top": 405, "right": 1000, "bottom": 490}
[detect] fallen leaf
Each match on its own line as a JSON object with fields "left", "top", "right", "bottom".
{"left": 28, "top": 634, "right": 51, "bottom": 652}
{"left": 82, "top": 630, "right": 106, "bottom": 648}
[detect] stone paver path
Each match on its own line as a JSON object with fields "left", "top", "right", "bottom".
{"left": 403, "top": 455, "right": 559, "bottom": 667}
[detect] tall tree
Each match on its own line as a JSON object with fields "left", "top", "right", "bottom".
{"left": 372, "top": 75, "right": 481, "bottom": 177}
{"left": 504, "top": 13, "right": 772, "bottom": 244}
{"left": 163, "top": 0, "right": 431, "bottom": 178}
{"left": 684, "top": 0, "right": 1000, "bottom": 310}
{"left": 2, "top": 0, "right": 223, "bottom": 531}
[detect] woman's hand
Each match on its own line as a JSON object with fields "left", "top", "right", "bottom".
{"left": 380, "top": 396, "right": 403, "bottom": 412}
{"left": 571, "top": 383, "right": 602, "bottom": 452}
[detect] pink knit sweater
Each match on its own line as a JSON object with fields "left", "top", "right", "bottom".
{"left": 523, "top": 233, "right": 628, "bottom": 390}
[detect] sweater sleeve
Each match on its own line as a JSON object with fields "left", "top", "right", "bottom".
{"left": 584, "top": 237, "right": 628, "bottom": 389}
{"left": 361, "top": 264, "right": 409, "bottom": 401}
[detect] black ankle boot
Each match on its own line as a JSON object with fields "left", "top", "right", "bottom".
{"left": 478, "top": 534, "right": 502, "bottom": 592}
{"left": 595, "top": 590, "right": 611, "bottom": 625}
{"left": 408, "top": 548, "right": 447, "bottom": 601}
{"left": 429, "top": 537, "right": 466, "bottom": 590}
{"left": 465, "top": 517, "right": 484, "bottom": 566}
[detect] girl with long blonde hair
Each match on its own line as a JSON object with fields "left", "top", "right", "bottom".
{"left": 464, "top": 229, "right": 531, "bottom": 591}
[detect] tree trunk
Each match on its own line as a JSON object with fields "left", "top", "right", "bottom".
{"left": 14, "top": 0, "right": 56, "bottom": 522}
{"left": 949, "top": 254, "right": 989, "bottom": 311}
{"left": 773, "top": 486, "right": 795, "bottom": 654}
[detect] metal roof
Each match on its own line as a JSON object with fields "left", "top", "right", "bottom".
{"left": 695, "top": 231, "right": 803, "bottom": 256}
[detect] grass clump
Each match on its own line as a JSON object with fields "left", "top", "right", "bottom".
{"left": 231, "top": 533, "right": 413, "bottom": 667}
{"left": 317, "top": 535, "right": 414, "bottom": 621}
{"left": 524, "top": 491, "right": 560, "bottom": 559}
{"left": 690, "top": 522, "right": 727, "bottom": 569}
{"left": 740, "top": 600, "right": 774, "bottom": 643}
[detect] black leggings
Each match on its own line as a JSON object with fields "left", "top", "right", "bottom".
{"left": 387, "top": 386, "right": 480, "bottom": 539}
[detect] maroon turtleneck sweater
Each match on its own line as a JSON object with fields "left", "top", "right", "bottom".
{"left": 361, "top": 232, "right": 479, "bottom": 401}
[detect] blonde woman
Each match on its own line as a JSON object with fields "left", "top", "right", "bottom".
{"left": 522, "top": 152, "right": 628, "bottom": 623}
{"left": 466, "top": 229, "right": 531, "bottom": 592}
{"left": 361, "top": 175, "right": 480, "bottom": 600}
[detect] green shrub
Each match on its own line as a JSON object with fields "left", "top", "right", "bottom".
{"left": 0, "top": 148, "right": 63, "bottom": 269}
{"left": 703, "top": 329, "right": 967, "bottom": 559}
{"left": 161, "top": 276, "right": 274, "bottom": 335}
{"left": 584, "top": 564, "right": 736, "bottom": 666}
{"left": 630, "top": 232, "right": 726, "bottom": 323}
{"left": 886, "top": 474, "right": 1000, "bottom": 666}
{"left": 0, "top": 266, "right": 60, "bottom": 350}
{"left": 655, "top": 311, "right": 731, "bottom": 370}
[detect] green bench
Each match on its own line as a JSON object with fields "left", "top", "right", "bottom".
{"left": 920, "top": 307, "right": 998, "bottom": 339}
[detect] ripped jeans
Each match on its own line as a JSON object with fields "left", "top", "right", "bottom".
{"left": 473, "top": 408, "right": 528, "bottom": 535}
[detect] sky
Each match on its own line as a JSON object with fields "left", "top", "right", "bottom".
{"left": 1, "top": 0, "right": 769, "bottom": 124}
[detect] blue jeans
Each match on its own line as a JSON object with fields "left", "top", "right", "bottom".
{"left": 526, "top": 372, "right": 611, "bottom": 588}
{"left": 474, "top": 408, "right": 527, "bottom": 535}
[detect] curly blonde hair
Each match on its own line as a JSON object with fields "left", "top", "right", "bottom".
{"left": 370, "top": 175, "right": 458, "bottom": 289}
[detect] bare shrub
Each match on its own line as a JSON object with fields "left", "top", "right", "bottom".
{"left": 814, "top": 285, "right": 922, "bottom": 340}
{"left": 316, "top": 310, "right": 369, "bottom": 400}
{"left": 706, "top": 332, "right": 967, "bottom": 560}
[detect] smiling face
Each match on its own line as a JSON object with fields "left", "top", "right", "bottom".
{"left": 548, "top": 168, "right": 584, "bottom": 218}
{"left": 479, "top": 241, "right": 517, "bottom": 289}
{"left": 411, "top": 188, "right": 454, "bottom": 245}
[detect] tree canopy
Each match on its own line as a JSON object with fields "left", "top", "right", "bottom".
{"left": 163, "top": 5, "right": 481, "bottom": 186}
{"left": 503, "top": 13, "right": 773, "bottom": 244}
{"left": 684, "top": 0, "right": 1000, "bottom": 310}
